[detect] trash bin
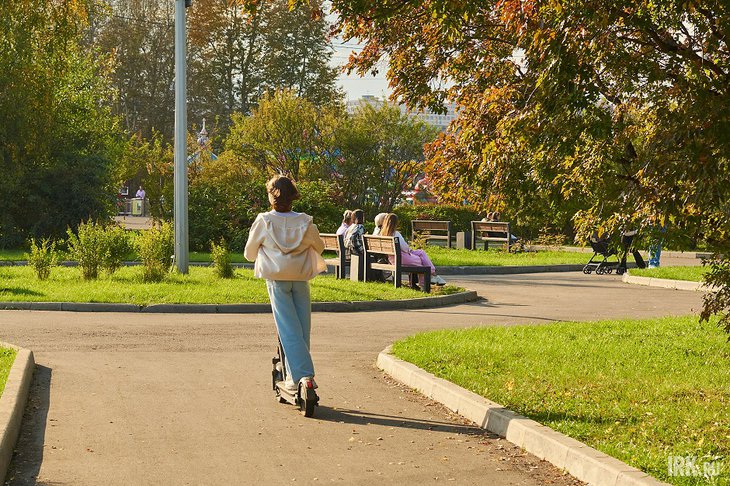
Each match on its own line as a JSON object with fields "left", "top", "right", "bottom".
{"left": 456, "top": 231, "right": 472, "bottom": 250}
{"left": 349, "top": 254, "right": 365, "bottom": 282}
{"left": 131, "top": 198, "right": 144, "bottom": 216}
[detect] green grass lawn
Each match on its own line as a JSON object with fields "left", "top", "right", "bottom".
{"left": 0, "top": 266, "right": 458, "bottom": 305}
{"left": 425, "top": 247, "right": 589, "bottom": 266}
{"left": 0, "top": 249, "right": 26, "bottom": 261}
{"left": 392, "top": 316, "right": 729, "bottom": 485}
{"left": 631, "top": 266, "right": 707, "bottom": 282}
{"left": 2, "top": 246, "right": 592, "bottom": 267}
{"left": 0, "top": 249, "right": 250, "bottom": 264}
{"left": 0, "top": 347, "right": 17, "bottom": 399}
{"left": 189, "top": 251, "right": 247, "bottom": 263}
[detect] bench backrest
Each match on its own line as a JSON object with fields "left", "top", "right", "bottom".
{"left": 412, "top": 220, "right": 451, "bottom": 233}
{"left": 320, "top": 233, "right": 343, "bottom": 253}
{"left": 362, "top": 234, "right": 401, "bottom": 257}
{"left": 412, "top": 220, "right": 452, "bottom": 248}
{"left": 471, "top": 221, "right": 510, "bottom": 238}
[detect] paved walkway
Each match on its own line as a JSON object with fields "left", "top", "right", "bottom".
{"left": 0, "top": 272, "right": 702, "bottom": 485}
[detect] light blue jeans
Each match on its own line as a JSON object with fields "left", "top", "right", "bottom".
{"left": 266, "top": 280, "right": 314, "bottom": 383}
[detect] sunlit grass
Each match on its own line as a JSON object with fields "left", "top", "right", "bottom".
{"left": 0, "top": 265, "right": 460, "bottom": 305}
{"left": 0, "top": 347, "right": 16, "bottom": 399}
{"left": 631, "top": 266, "right": 707, "bottom": 282}
{"left": 425, "top": 246, "right": 589, "bottom": 266}
{"left": 392, "top": 316, "right": 729, "bottom": 485}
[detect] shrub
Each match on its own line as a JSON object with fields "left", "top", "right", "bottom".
{"left": 293, "top": 180, "right": 342, "bottom": 233}
{"left": 135, "top": 221, "right": 174, "bottom": 282}
{"left": 211, "top": 239, "right": 235, "bottom": 279}
{"left": 25, "top": 238, "right": 58, "bottom": 280}
{"left": 100, "top": 225, "right": 132, "bottom": 275}
{"left": 67, "top": 220, "right": 106, "bottom": 280}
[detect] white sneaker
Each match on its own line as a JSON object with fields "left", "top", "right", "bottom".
{"left": 432, "top": 275, "right": 447, "bottom": 286}
{"left": 283, "top": 377, "right": 297, "bottom": 392}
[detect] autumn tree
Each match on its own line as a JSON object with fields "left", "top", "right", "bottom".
{"left": 256, "top": 0, "right": 730, "bottom": 330}
{"left": 97, "top": 0, "right": 340, "bottom": 140}
{"left": 96, "top": 0, "right": 177, "bottom": 139}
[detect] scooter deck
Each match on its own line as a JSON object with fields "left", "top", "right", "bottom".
{"left": 274, "top": 381, "right": 298, "bottom": 405}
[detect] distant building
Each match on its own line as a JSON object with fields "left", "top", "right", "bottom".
{"left": 346, "top": 95, "right": 458, "bottom": 131}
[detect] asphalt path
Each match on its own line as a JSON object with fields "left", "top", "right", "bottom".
{"left": 0, "top": 272, "right": 703, "bottom": 485}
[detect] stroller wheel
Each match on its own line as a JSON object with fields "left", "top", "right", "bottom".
{"left": 616, "top": 268, "right": 625, "bottom": 275}
{"left": 607, "top": 268, "right": 613, "bottom": 274}
{"left": 596, "top": 266, "right": 605, "bottom": 275}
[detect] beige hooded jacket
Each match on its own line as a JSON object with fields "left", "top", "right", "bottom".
{"left": 244, "top": 212, "right": 327, "bottom": 281}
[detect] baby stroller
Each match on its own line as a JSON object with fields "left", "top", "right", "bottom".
{"left": 583, "top": 230, "right": 645, "bottom": 275}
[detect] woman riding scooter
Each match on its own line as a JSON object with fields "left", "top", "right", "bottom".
{"left": 244, "top": 175, "right": 327, "bottom": 404}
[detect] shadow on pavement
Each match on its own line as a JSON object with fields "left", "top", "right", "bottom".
{"left": 315, "top": 407, "right": 494, "bottom": 437}
{"left": 5, "top": 365, "right": 53, "bottom": 486}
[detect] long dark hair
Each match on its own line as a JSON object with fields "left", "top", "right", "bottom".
{"left": 266, "top": 175, "right": 300, "bottom": 212}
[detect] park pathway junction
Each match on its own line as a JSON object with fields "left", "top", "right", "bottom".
{"left": 0, "top": 270, "right": 703, "bottom": 485}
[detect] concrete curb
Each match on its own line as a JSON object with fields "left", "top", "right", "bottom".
{"left": 0, "top": 290, "right": 479, "bottom": 314}
{"left": 621, "top": 274, "right": 715, "bottom": 292}
{"left": 377, "top": 347, "right": 667, "bottom": 486}
{"left": 0, "top": 342, "right": 34, "bottom": 481}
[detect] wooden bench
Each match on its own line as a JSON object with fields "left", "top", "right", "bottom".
{"left": 470, "top": 221, "right": 512, "bottom": 251}
{"left": 320, "top": 233, "right": 348, "bottom": 279}
{"left": 362, "top": 235, "right": 431, "bottom": 293}
{"left": 411, "top": 220, "right": 452, "bottom": 248}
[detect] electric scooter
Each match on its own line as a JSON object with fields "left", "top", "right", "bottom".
{"left": 271, "top": 338, "right": 319, "bottom": 417}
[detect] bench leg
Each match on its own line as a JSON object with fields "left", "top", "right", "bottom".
{"left": 394, "top": 267, "right": 402, "bottom": 289}
{"left": 423, "top": 273, "right": 431, "bottom": 293}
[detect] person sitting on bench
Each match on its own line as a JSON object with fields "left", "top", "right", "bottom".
{"left": 380, "top": 213, "right": 446, "bottom": 287}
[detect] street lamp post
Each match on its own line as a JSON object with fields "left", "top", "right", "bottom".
{"left": 174, "top": 0, "right": 190, "bottom": 273}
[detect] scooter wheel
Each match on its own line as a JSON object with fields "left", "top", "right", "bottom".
{"left": 299, "top": 385, "right": 318, "bottom": 418}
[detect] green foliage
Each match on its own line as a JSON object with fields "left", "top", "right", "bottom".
{"left": 210, "top": 239, "right": 235, "bottom": 279}
{"left": 225, "top": 90, "right": 339, "bottom": 180}
{"left": 25, "top": 238, "right": 58, "bottom": 281}
{"left": 100, "top": 225, "right": 132, "bottom": 275}
{"left": 334, "top": 102, "right": 439, "bottom": 213}
{"left": 702, "top": 257, "right": 730, "bottom": 334}
{"left": 0, "top": 0, "right": 122, "bottom": 246}
{"left": 135, "top": 222, "right": 175, "bottom": 282}
{"left": 393, "top": 204, "right": 481, "bottom": 239}
{"left": 188, "top": 151, "right": 268, "bottom": 251}
{"left": 67, "top": 221, "right": 107, "bottom": 280}
{"left": 293, "top": 181, "right": 341, "bottom": 233}
{"left": 116, "top": 133, "right": 174, "bottom": 220}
